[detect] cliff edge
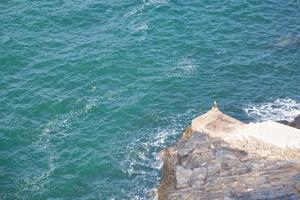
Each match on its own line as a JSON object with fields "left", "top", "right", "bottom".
{"left": 157, "top": 106, "right": 300, "bottom": 200}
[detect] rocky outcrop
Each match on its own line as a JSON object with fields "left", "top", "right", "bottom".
{"left": 278, "top": 115, "right": 300, "bottom": 129}
{"left": 157, "top": 107, "right": 300, "bottom": 200}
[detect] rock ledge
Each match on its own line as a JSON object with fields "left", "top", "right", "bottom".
{"left": 157, "top": 107, "right": 300, "bottom": 200}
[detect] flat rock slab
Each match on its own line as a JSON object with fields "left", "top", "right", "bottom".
{"left": 232, "top": 121, "right": 300, "bottom": 149}
{"left": 191, "top": 109, "right": 245, "bottom": 136}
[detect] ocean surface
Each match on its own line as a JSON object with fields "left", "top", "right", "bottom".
{"left": 1, "top": 0, "right": 300, "bottom": 199}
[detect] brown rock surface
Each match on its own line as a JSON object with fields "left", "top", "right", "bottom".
{"left": 157, "top": 107, "right": 300, "bottom": 200}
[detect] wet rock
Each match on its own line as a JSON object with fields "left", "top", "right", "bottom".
{"left": 277, "top": 114, "right": 300, "bottom": 129}
{"left": 277, "top": 120, "right": 290, "bottom": 126}
{"left": 291, "top": 115, "right": 300, "bottom": 129}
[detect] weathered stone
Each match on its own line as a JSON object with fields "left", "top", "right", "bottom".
{"left": 182, "top": 151, "right": 214, "bottom": 169}
{"left": 207, "top": 191, "right": 225, "bottom": 199}
{"left": 215, "top": 175, "right": 237, "bottom": 185}
{"left": 255, "top": 176, "right": 268, "bottom": 185}
{"left": 251, "top": 189, "right": 273, "bottom": 199}
{"left": 231, "top": 192, "right": 252, "bottom": 200}
{"left": 293, "top": 173, "right": 300, "bottom": 192}
{"left": 235, "top": 164, "right": 252, "bottom": 175}
{"left": 175, "top": 166, "right": 193, "bottom": 189}
{"left": 215, "top": 149, "right": 238, "bottom": 160}
{"left": 176, "top": 143, "right": 195, "bottom": 158}
{"left": 157, "top": 107, "right": 300, "bottom": 200}
{"left": 193, "top": 146, "right": 209, "bottom": 154}
{"left": 207, "top": 161, "right": 221, "bottom": 176}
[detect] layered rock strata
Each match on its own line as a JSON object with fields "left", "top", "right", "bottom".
{"left": 157, "top": 107, "right": 300, "bottom": 200}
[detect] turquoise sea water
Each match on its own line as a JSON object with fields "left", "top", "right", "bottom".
{"left": 1, "top": 0, "right": 300, "bottom": 199}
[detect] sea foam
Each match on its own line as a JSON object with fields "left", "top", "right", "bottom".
{"left": 120, "top": 109, "right": 196, "bottom": 199}
{"left": 244, "top": 98, "right": 300, "bottom": 122}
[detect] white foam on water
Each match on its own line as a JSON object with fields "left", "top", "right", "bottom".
{"left": 121, "top": 109, "right": 196, "bottom": 199}
{"left": 122, "top": 128, "right": 176, "bottom": 199}
{"left": 276, "top": 37, "right": 292, "bottom": 47}
{"left": 104, "top": 90, "right": 120, "bottom": 101}
{"left": 122, "top": 128, "right": 179, "bottom": 199}
{"left": 40, "top": 97, "right": 97, "bottom": 136}
{"left": 275, "top": 35, "right": 300, "bottom": 48}
{"left": 91, "top": 85, "right": 96, "bottom": 92}
{"left": 125, "top": 0, "right": 169, "bottom": 31}
{"left": 169, "top": 57, "right": 199, "bottom": 78}
{"left": 19, "top": 154, "right": 55, "bottom": 194}
{"left": 125, "top": 5, "right": 145, "bottom": 18}
{"left": 143, "top": 0, "right": 169, "bottom": 5}
{"left": 179, "top": 58, "right": 197, "bottom": 74}
{"left": 244, "top": 98, "right": 300, "bottom": 122}
{"left": 85, "top": 98, "right": 97, "bottom": 113}
{"left": 125, "top": 0, "right": 168, "bottom": 18}
{"left": 18, "top": 98, "right": 98, "bottom": 196}
{"left": 135, "top": 23, "right": 149, "bottom": 32}
{"left": 123, "top": 125, "right": 185, "bottom": 176}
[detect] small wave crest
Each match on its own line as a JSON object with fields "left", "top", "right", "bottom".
{"left": 120, "top": 109, "right": 196, "bottom": 199}
{"left": 125, "top": 0, "right": 169, "bottom": 18}
{"left": 134, "top": 23, "right": 149, "bottom": 32}
{"left": 121, "top": 127, "right": 177, "bottom": 200}
{"left": 125, "top": 128, "right": 176, "bottom": 177}
{"left": 275, "top": 35, "right": 300, "bottom": 48}
{"left": 244, "top": 98, "right": 300, "bottom": 122}
{"left": 177, "top": 58, "right": 198, "bottom": 75}
{"left": 168, "top": 57, "right": 198, "bottom": 78}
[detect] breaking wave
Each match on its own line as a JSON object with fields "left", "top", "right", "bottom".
{"left": 120, "top": 109, "right": 196, "bottom": 199}
{"left": 244, "top": 98, "right": 300, "bottom": 122}
{"left": 120, "top": 128, "right": 177, "bottom": 199}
